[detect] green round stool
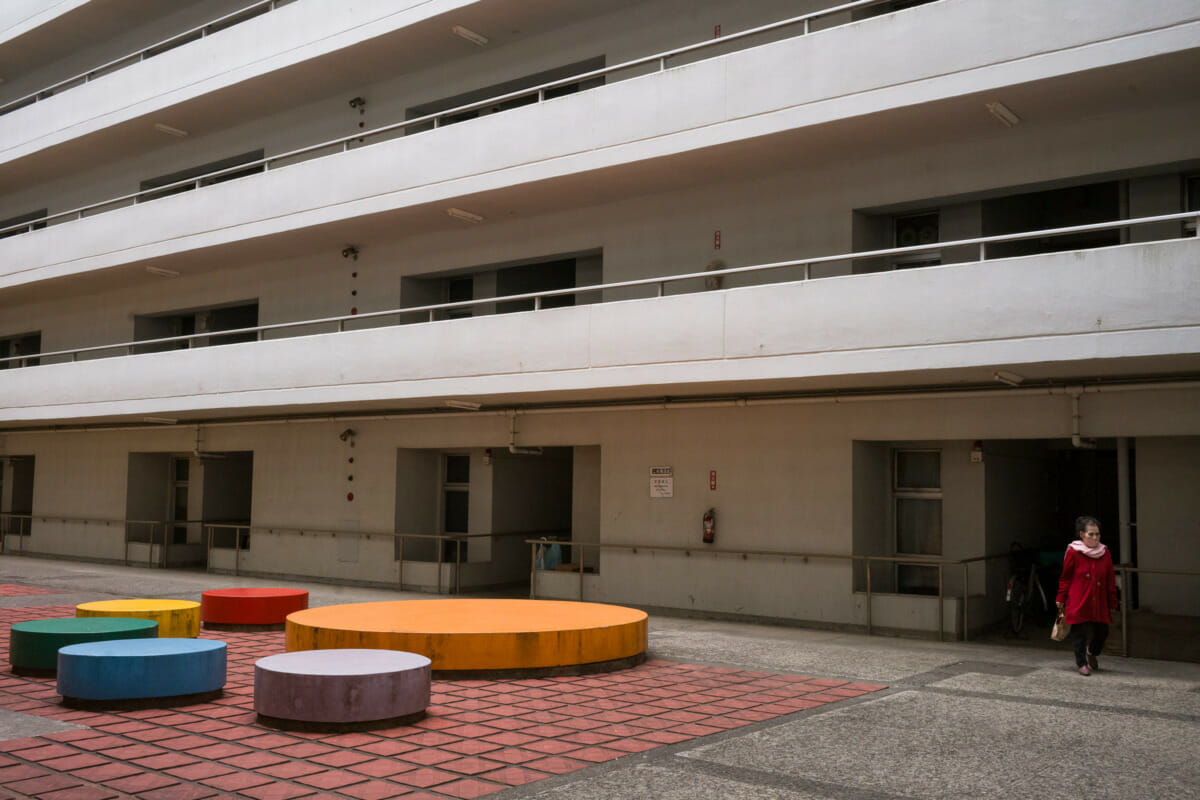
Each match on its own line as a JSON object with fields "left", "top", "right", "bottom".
{"left": 10, "top": 617, "right": 159, "bottom": 674}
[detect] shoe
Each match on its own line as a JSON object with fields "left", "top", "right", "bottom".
{"left": 1086, "top": 652, "right": 1098, "bottom": 671}
{"left": 1078, "top": 665, "right": 1091, "bottom": 676}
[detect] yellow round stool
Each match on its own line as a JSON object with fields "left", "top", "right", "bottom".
{"left": 76, "top": 599, "right": 201, "bottom": 638}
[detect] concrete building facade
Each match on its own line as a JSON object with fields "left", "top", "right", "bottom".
{"left": 1, "top": 0, "right": 1198, "bottom": 642}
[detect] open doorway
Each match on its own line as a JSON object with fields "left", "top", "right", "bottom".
{"left": 394, "top": 446, "right": 581, "bottom": 590}
{"left": 126, "top": 452, "right": 253, "bottom": 567}
{"left": 1, "top": 456, "right": 35, "bottom": 548}
{"left": 984, "top": 440, "right": 1125, "bottom": 554}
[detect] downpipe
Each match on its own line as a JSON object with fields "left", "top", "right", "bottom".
{"left": 1067, "top": 387, "right": 1097, "bottom": 449}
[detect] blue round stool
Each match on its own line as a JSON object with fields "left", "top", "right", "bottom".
{"left": 57, "top": 638, "right": 226, "bottom": 706}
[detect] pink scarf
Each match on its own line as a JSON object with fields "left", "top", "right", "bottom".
{"left": 1069, "top": 539, "right": 1108, "bottom": 559}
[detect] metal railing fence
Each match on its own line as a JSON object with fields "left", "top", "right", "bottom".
{"left": 0, "top": 512, "right": 32, "bottom": 553}
{"left": 0, "top": 0, "right": 293, "bottom": 118}
{"left": 205, "top": 522, "right": 476, "bottom": 594}
{"left": 1114, "top": 564, "right": 1200, "bottom": 657}
{"left": 526, "top": 538, "right": 1200, "bottom": 654}
{"left": 202, "top": 522, "right": 540, "bottom": 594}
{"left": 528, "top": 537, "right": 974, "bottom": 642}
{"left": 2, "top": 210, "right": 1197, "bottom": 369}
{"left": 1, "top": 0, "right": 921, "bottom": 239}
{"left": 0, "top": 511, "right": 535, "bottom": 595}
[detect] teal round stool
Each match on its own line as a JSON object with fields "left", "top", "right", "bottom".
{"left": 10, "top": 617, "right": 159, "bottom": 674}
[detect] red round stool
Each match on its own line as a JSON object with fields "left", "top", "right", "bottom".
{"left": 201, "top": 588, "right": 309, "bottom": 631}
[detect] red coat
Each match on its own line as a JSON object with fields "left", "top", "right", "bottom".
{"left": 1056, "top": 545, "right": 1117, "bottom": 625}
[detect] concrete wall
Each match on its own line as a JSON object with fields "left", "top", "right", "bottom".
{"left": 0, "top": 1, "right": 229, "bottom": 99}
{"left": 4, "top": 385, "right": 1200, "bottom": 625}
{"left": 1135, "top": 437, "right": 1200, "bottom": 616}
{"left": 4, "top": 239, "right": 1198, "bottom": 423}
{"left": 395, "top": 448, "right": 439, "bottom": 560}
{"left": 491, "top": 449, "right": 571, "bottom": 535}
{"left": 4, "top": 0, "right": 1197, "bottom": 288}
{"left": 572, "top": 446, "right": 601, "bottom": 571}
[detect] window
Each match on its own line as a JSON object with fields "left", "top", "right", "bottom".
{"left": 406, "top": 58, "right": 605, "bottom": 134}
{"left": 894, "top": 449, "right": 942, "bottom": 594}
{"left": 982, "top": 181, "right": 1121, "bottom": 258}
{"left": 442, "top": 454, "right": 470, "bottom": 561}
{"left": 854, "top": 0, "right": 939, "bottom": 20}
{"left": 893, "top": 212, "right": 940, "bottom": 269}
{"left": 1, "top": 456, "right": 35, "bottom": 538}
{"left": 139, "top": 150, "right": 265, "bottom": 203}
{"left": 446, "top": 277, "right": 474, "bottom": 320}
{"left": 0, "top": 332, "right": 40, "bottom": 369}
{"left": 134, "top": 301, "right": 258, "bottom": 352}
{"left": 0, "top": 209, "right": 47, "bottom": 240}
{"left": 496, "top": 259, "right": 577, "bottom": 314}
{"left": 1185, "top": 174, "right": 1199, "bottom": 237}
{"left": 170, "top": 458, "right": 189, "bottom": 545}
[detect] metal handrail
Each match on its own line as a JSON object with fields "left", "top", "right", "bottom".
{"left": 0, "top": 0, "right": 901, "bottom": 239}
{"left": 0, "top": 512, "right": 32, "bottom": 554}
{"left": 202, "top": 522, "right": 536, "bottom": 594}
{"left": 2, "top": 210, "right": 1197, "bottom": 368}
{"left": 0, "top": 0, "right": 288, "bottom": 117}
{"left": 526, "top": 539, "right": 1200, "bottom": 649}
{"left": 526, "top": 537, "right": 973, "bottom": 642}
{"left": 1113, "top": 563, "right": 1200, "bottom": 657}
{"left": 0, "top": 510, "right": 527, "bottom": 595}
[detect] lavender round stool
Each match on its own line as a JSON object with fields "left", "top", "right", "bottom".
{"left": 254, "top": 649, "right": 430, "bottom": 730}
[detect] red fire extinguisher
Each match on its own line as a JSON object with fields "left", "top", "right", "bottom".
{"left": 702, "top": 508, "right": 716, "bottom": 544}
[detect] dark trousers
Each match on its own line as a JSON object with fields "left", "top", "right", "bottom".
{"left": 1072, "top": 621, "right": 1109, "bottom": 666}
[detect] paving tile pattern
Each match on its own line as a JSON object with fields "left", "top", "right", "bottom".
{"left": 0, "top": 602, "right": 885, "bottom": 799}
{"left": 0, "top": 584, "right": 62, "bottom": 596}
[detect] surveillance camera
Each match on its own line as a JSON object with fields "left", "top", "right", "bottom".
{"left": 341, "top": 246, "right": 358, "bottom": 260}
{"left": 339, "top": 428, "right": 356, "bottom": 442}
{"left": 348, "top": 96, "right": 366, "bottom": 109}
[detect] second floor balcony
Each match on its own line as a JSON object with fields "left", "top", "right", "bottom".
{"left": 1, "top": 226, "right": 1197, "bottom": 428}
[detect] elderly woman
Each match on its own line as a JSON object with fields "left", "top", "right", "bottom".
{"left": 1056, "top": 516, "right": 1118, "bottom": 675}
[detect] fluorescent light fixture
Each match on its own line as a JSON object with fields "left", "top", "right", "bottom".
{"left": 985, "top": 102, "right": 1020, "bottom": 128}
{"left": 993, "top": 370, "right": 1025, "bottom": 386}
{"left": 143, "top": 416, "right": 178, "bottom": 425}
{"left": 153, "top": 122, "right": 189, "bottom": 137}
{"left": 446, "top": 207, "right": 484, "bottom": 224}
{"left": 444, "top": 399, "right": 482, "bottom": 411}
{"left": 451, "top": 25, "right": 489, "bottom": 46}
{"left": 146, "top": 265, "right": 180, "bottom": 278}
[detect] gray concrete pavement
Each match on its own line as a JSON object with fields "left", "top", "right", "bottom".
{"left": 2, "top": 555, "right": 1198, "bottom": 799}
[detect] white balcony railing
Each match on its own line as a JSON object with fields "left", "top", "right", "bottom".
{"left": 0, "top": 0, "right": 906, "bottom": 239}
{"left": 0, "top": 0, "right": 294, "bottom": 118}
{"left": 2, "top": 211, "right": 1196, "bottom": 369}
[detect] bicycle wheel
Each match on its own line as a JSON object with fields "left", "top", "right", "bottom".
{"left": 1009, "top": 585, "right": 1027, "bottom": 634}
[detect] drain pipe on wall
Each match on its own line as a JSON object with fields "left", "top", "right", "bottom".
{"left": 506, "top": 410, "right": 543, "bottom": 456}
{"left": 1117, "top": 436, "right": 1133, "bottom": 564}
{"left": 1067, "top": 386, "right": 1097, "bottom": 449}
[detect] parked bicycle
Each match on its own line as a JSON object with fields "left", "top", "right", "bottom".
{"left": 1005, "top": 543, "right": 1063, "bottom": 634}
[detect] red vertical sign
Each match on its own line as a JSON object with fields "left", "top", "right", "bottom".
{"left": 710, "top": 470, "right": 717, "bottom": 490}
{"left": 714, "top": 230, "right": 721, "bottom": 250}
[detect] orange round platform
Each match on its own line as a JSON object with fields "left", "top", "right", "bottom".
{"left": 285, "top": 599, "right": 647, "bottom": 673}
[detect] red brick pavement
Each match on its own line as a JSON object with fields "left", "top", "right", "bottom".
{"left": 0, "top": 584, "right": 61, "bottom": 597}
{"left": 0, "top": 601, "right": 886, "bottom": 799}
